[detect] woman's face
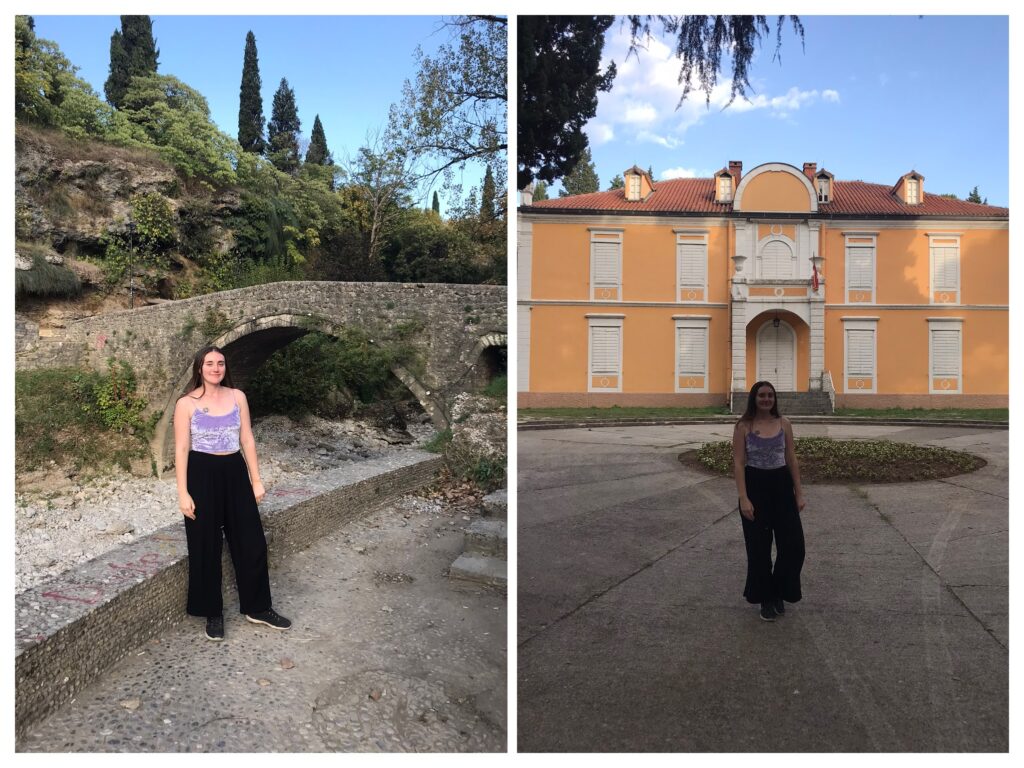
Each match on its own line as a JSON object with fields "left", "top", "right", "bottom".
{"left": 755, "top": 385, "right": 775, "bottom": 413}
{"left": 201, "top": 352, "right": 226, "bottom": 386}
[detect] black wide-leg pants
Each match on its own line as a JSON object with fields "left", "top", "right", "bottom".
{"left": 740, "top": 465, "right": 805, "bottom": 605}
{"left": 183, "top": 450, "right": 272, "bottom": 618}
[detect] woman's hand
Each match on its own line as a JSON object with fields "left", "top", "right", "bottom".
{"left": 252, "top": 479, "right": 266, "bottom": 504}
{"left": 795, "top": 492, "right": 806, "bottom": 512}
{"left": 180, "top": 493, "right": 196, "bottom": 520}
{"left": 739, "top": 496, "right": 755, "bottom": 521}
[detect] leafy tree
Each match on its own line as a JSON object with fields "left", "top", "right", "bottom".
{"left": 480, "top": 165, "right": 497, "bottom": 220}
{"left": 967, "top": 186, "right": 987, "bottom": 204}
{"left": 432, "top": 191, "right": 441, "bottom": 214}
{"left": 518, "top": 16, "right": 615, "bottom": 189}
{"left": 558, "top": 146, "right": 599, "bottom": 196}
{"left": 267, "top": 77, "right": 301, "bottom": 173}
{"left": 237, "top": 31, "right": 265, "bottom": 154}
{"left": 395, "top": 16, "right": 507, "bottom": 192}
{"left": 532, "top": 181, "right": 549, "bottom": 201}
{"left": 104, "top": 15, "right": 159, "bottom": 108}
{"left": 305, "top": 114, "right": 332, "bottom": 166}
{"left": 608, "top": 174, "right": 624, "bottom": 190}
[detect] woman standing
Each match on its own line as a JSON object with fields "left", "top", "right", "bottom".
{"left": 174, "top": 345, "right": 291, "bottom": 641}
{"left": 732, "top": 380, "right": 806, "bottom": 622}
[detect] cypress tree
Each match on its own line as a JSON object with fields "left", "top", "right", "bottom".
{"left": 237, "top": 31, "right": 265, "bottom": 154}
{"left": 480, "top": 166, "right": 496, "bottom": 220}
{"left": 305, "top": 114, "right": 331, "bottom": 166}
{"left": 558, "top": 146, "right": 599, "bottom": 196}
{"left": 267, "top": 78, "right": 301, "bottom": 173}
{"left": 104, "top": 16, "right": 159, "bottom": 108}
{"left": 432, "top": 191, "right": 441, "bottom": 214}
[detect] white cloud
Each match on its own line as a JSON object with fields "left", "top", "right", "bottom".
{"left": 636, "top": 130, "right": 682, "bottom": 149}
{"left": 823, "top": 89, "right": 840, "bottom": 103}
{"left": 660, "top": 166, "right": 699, "bottom": 180}
{"left": 622, "top": 101, "right": 658, "bottom": 125}
{"left": 587, "top": 122, "right": 615, "bottom": 145}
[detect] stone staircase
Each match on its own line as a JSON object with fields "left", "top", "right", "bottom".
{"left": 731, "top": 390, "right": 834, "bottom": 415}
{"left": 449, "top": 490, "right": 507, "bottom": 589}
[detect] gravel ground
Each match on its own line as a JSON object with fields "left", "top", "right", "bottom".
{"left": 15, "top": 413, "right": 436, "bottom": 594}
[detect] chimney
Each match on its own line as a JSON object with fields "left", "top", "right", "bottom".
{"left": 803, "top": 162, "right": 817, "bottom": 180}
{"left": 728, "top": 160, "right": 742, "bottom": 184}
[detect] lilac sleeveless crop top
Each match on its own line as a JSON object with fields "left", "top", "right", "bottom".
{"left": 745, "top": 428, "right": 787, "bottom": 469}
{"left": 190, "top": 403, "right": 241, "bottom": 454}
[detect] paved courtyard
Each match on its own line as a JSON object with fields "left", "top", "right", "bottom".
{"left": 518, "top": 422, "right": 1007, "bottom": 752}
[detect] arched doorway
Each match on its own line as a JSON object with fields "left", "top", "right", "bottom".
{"left": 756, "top": 320, "right": 796, "bottom": 390}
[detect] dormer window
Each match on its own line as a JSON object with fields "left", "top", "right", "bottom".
{"left": 718, "top": 174, "right": 733, "bottom": 202}
{"left": 906, "top": 177, "right": 920, "bottom": 204}
{"left": 623, "top": 165, "right": 653, "bottom": 202}
{"left": 627, "top": 174, "right": 641, "bottom": 201}
{"left": 817, "top": 177, "right": 830, "bottom": 203}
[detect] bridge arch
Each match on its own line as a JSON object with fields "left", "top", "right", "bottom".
{"left": 153, "top": 310, "right": 446, "bottom": 473}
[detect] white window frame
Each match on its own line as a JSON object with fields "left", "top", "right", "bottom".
{"left": 757, "top": 235, "right": 797, "bottom": 280}
{"left": 906, "top": 177, "right": 920, "bottom": 204}
{"left": 589, "top": 228, "right": 623, "bottom": 302}
{"left": 928, "top": 318, "right": 963, "bottom": 394}
{"left": 842, "top": 317, "right": 878, "bottom": 394}
{"left": 719, "top": 175, "right": 732, "bottom": 202}
{"left": 674, "top": 316, "right": 711, "bottom": 393}
{"left": 674, "top": 230, "right": 708, "bottom": 302}
{"left": 587, "top": 315, "right": 624, "bottom": 393}
{"left": 929, "top": 234, "right": 961, "bottom": 305}
{"left": 844, "top": 233, "right": 876, "bottom": 304}
{"left": 627, "top": 174, "right": 641, "bottom": 201}
{"left": 817, "top": 177, "right": 830, "bottom": 203}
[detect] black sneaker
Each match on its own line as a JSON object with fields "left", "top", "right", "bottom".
{"left": 774, "top": 598, "right": 786, "bottom": 616}
{"left": 205, "top": 615, "right": 224, "bottom": 641}
{"left": 246, "top": 608, "right": 292, "bottom": 630}
{"left": 759, "top": 602, "right": 777, "bottom": 622}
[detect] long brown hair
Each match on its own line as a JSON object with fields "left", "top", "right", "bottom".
{"left": 183, "top": 345, "right": 234, "bottom": 398}
{"left": 738, "top": 380, "right": 781, "bottom": 423}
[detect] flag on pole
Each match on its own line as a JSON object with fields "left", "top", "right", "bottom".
{"left": 812, "top": 263, "right": 820, "bottom": 292}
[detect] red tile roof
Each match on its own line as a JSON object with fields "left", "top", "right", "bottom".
{"left": 526, "top": 177, "right": 1008, "bottom": 218}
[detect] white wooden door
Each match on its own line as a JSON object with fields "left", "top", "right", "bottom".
{"left": 757, "top": 322, "right": 795, "bottom": 390}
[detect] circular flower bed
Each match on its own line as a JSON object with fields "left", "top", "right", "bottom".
{"left": 680, "top": 437, "right": 985, "bottom": 483}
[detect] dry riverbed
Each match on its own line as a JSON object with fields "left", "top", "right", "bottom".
{"left": 15, "top": 413, "right": 438, "bottom": 594}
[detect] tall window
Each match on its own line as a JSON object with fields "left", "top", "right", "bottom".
{"left": 845, "top": 234, "right": 876, "bottom": 303}
{"left": 675, "top": 318, "right": 710, "bottom": 392}
{"left": 929, "top": 234, "right": 961, "bottom": 304}
{"left": 627, "top": 174, "right": 641, "bottom": 201}
{"left": 843, "top": 319, "right": 877, "bottom": 394}
{"left": 588, "top": 316, "right": 623, "bottom": 392}
{"left": 675, "top": 231, "right": 708, "bottom": 302}
{"left": 906, "top": 178, "right": 920, "bottom": 204}
{"left": 590, "top": 230, "right": 623, "bottom": 301}
{"left": 929, "top": 320, "right": 962, "bottom": 394}
{"left": 719, "top": 175, "right": 733, "bottom": 202}
{"left": 817, "top": 177, "right": 830, "bottom": 203}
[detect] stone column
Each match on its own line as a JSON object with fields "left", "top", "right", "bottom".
{"left": 730, "top": 221, "right": 750, "bottom": 395}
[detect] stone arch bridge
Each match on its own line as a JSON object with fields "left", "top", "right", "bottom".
{"left": 16, "top": 281, "right": 507, "bottom": 473}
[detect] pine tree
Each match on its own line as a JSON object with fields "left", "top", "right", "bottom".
{"left": 237, "top": 31, "right": 265, "bottom": 154}
{"left": 432, "top": 191, "right": 441, "bottom": 214}
{"left": 305, "top": 114, "right": 331, "bottom": 166}
{"left": 267, "top": 78, "right": 301, "bottom": 173}
{"left": 609, "top": 174, "right": 624, "bottom": 190}
{"left": 532, "top": 181, "right": 549, "bottom": 201}
{"left": 558, "top": 146, "right": 600, "bottom": 196}
{"left": 105, "top": 16, "right": 159, "bottom": 108}
{"left": 480, "top": 166, "right": 496, "bottom": 220}
{"left": 967, "top": 186, "right": 983, "bottom": 204}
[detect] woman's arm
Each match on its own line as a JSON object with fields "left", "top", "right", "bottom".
{"left": 733, "top": 421, "right": 754, "bottom": 520}
{"left": 173, "top": 397, "right": 195, "bottom": 519}
{"left": 236, "top": 390, "right": 265, "bottom": 503}
{"left": 782, "top": 418, "right": 806, "bottom": 511}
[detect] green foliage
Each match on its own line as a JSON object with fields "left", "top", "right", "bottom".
{"left": 967, "top": 186, "right": 987, "bottom": 204}
{"left": 480, "top": 165, "right": 496, "bottom": 220}
{"left": 15, "top": 246, "right": 82, "bottom": 299}
{"left": 177, "top": 196, "right": 216, "bottom": 258}
{"left": 104, "top": 16, "right": 159, "bottom": 109}
{"left": 608, "top": 174, "right": 624, "bottom": 190}
{"left": 131, "top": 191, "right": 176, "bottom": 250}
{"left": 15, "top": 367, "right": 152, "bottom": 473}
{"left": 99, "top": 192, "right": 174, "bottom": 287}
{"left": 91, "top": 358, "right": 158, "bottom": 434}
{"left": 267, "top": 77, "right": 301, "bottom": 173}
{"left": 423, "top": 429, "right": 453, "bottom": 453}
{"left": 481, "top": 374, "right": 507, "bottom": 399}
{"left": 247, "top": 330, "right": 417, "bottom": 417}
{"left": 305, "top": 114, "right": 331, "bottom": 166}
{"left": 237, "top": 31, "right": 266, "bottom": 154}
{"left": 559, "top": 146, "right": 599, "bottom": 196}
{"left": 199, "top": 307, "right": 232, "bottom": 340}
{"left": 432, "top": 191, "right": 441, "bottom": 214}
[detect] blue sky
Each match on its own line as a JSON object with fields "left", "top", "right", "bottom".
{"left": 556, "top": 15, "right": 1009, "bottom": 206}
{"left": 30, "top": 14, "right": 481, "bottom": 212}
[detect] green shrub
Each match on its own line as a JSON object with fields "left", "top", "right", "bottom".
{"left": 423, "top": 429, "right": 452, "bottom": 453}
{"left": 15, "top": 248, "right": 82, "bottom": 298}
{"left": 481, "top": 374, "right": 506, "bottom": 399}
{"left": 91, "top": 359, "right": 158, "bottom": 435}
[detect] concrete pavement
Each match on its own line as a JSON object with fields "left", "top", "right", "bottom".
{"left": 518, "top": 423, "right": 1007, "bottom": 752}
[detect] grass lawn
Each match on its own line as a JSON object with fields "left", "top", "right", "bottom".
{"left": 681, "top": 437, "right": 986, "bottom": 484}
{"left": 833, "top": 407, "right": 1007, "bottom": 421}
{"left": 519, "top": 406, "right": 730, "bottom": 421}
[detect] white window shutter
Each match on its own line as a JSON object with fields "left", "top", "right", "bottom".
{"left": 591, "top": 326, "right": 620, "bottom": 375}
{"left": 848, "top": 248, "right": 874, "bottom": 291}
{"left": 932, "top": 247, "right": 959, "bottom": 291}
{"left": 677, "top": 243, "right": 706, "bottom": 288}
{"left": 931, "top": 329, "right": 961, "bottom": 377}
{"left": 846, "top": 329, "right": 874, "bottom": 378}
{"left": 678, "top": 327, "right": 707, "bottom": 376}
{"left": 592, "top": 242, "right": 620, "bottom": 287}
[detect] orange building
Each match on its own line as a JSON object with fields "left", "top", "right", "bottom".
{"left": 517, "top": 162, "right": 1008, "bottom": 411}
